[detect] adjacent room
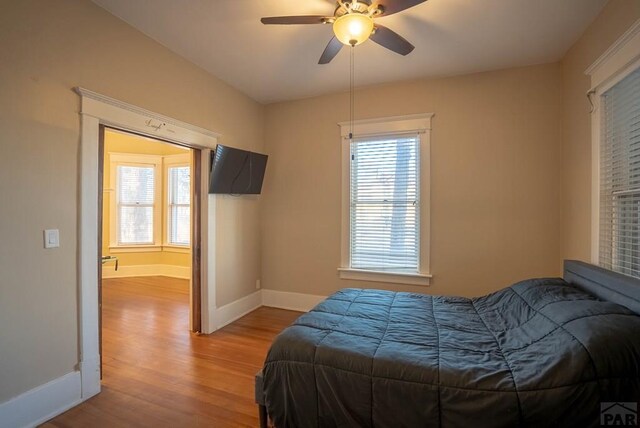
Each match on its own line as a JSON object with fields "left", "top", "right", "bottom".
{"left": 99, "top": 128, "right": 200, "bottom": 398}
{"left": 1, "top": 0, "right": 640, "bottom": 427}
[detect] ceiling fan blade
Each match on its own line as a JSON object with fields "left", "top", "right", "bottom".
{"left": 261, "top": 16, "right": 327, "bottom": 25}
{"left": 376, "top": 0, "right": 427, "bottom": 16}
{"left": 319, "top": 36, "right": 343, "bottom": 64}
{"left": 370, "top": 24, "right": 414, "bottom": 55}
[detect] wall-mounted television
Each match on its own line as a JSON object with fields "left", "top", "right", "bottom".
{"left": 209, "top": 144, "right": 268, "bottom": 194}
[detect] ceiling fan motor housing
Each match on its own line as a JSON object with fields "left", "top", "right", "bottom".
{"left": 334, "top": 1, "right": 382, "bottom": 18}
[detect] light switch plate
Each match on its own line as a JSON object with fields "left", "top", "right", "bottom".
{"left": 44, "top": 229, "right": 60, "bottom": 249}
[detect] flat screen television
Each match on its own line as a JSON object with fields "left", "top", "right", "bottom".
{"left": 209, "top": 144, "right": 268, "bottom": 194}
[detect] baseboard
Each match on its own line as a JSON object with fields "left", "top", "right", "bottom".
{"left": 213, "top": 290, "right": 263, "bottom": 330}
{"left": 102, "top": 264, "right": 190, "bottom": 279}
{"left": 0, "top": 371, "right": 82, "bottom": 428}
{"left": 262, "top": 289, "right": 326, "bottom": 312}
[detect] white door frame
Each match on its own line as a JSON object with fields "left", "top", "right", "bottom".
{"left": 75, "top": 87, "right": 219, "bottom": 400}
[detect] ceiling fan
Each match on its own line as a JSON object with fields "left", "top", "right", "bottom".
{"left": 261, "top": 0, "right": 427, "bottom": 64}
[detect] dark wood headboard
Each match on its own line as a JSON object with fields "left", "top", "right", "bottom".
{"left": 564, "top": 260, "right": 640, "bottom": 315}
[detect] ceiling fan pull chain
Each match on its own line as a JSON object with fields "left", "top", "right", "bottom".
{"left": 349, "top": 45, "right": 355, "bottom": 140}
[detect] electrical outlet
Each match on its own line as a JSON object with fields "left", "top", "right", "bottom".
{"left": 256, "top": 279, "right": 261, "bottom": 290}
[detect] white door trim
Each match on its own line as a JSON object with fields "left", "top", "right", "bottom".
{"left": 76, "top": 87, "right": 219, "bottom": 401}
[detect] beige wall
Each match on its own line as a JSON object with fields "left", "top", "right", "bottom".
{"left": 263, "top": 63, "right": 563, "bottom": 298}
{"left": 561, "top": 0, "right": 640, "bottom": 262}
{"left": 0, "top": 0, "right": 264, "bottom": 403}
{"left": 2, "top": 0, "right": 638, "bottom": 411}
{"left": 102, "top": 130, "right": 191, "bottom": 268}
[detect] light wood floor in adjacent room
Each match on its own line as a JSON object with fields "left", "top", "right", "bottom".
{"left": 42, "top": 276, "right": 301, "bottom": 427}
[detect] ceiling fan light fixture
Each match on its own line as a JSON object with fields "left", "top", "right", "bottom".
{"left": 333, "top": 13, "right": 374, "bottom": 46}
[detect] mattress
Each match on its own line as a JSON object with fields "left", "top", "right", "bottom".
{"left": 262, "top": 278, "right": 640, "bottom": 427}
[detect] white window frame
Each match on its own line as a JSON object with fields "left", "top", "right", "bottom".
{"left": 109, "top": 153, "right": 162, "bottom": 252}
{"left": 338, "top": 113, "right": 433, "bottom": 286}
{"left": 164, "top": 153, "right": 191, "bottom": 252}
{"left": 587, "top": 19, "right": 640, "bottom": 264}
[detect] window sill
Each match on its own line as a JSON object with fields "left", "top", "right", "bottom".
{"left": 163, "top": 245, "right": 190, "bottom": 254}
{"left": 337, "top": 268, "right": 431, "bottom": 286}
{"left": 109, "top": 245, "right": 161, "bottom": 253}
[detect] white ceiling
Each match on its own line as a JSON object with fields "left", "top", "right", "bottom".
{"left": 92, "top": 0, "right": 606, "bottom": 104}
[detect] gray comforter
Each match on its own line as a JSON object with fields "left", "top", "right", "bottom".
{"left": 262, "top": 278, "right": 640, "bottom": 427}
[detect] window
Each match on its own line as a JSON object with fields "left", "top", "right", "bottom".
{"left": 587, "top": 20, "right": 640, "bottom": 277}
{"left": 599, "top": 68, "right": 640, "bottom": 277}
{"left": 350, "top": 135, "right": 420, "bottom": 272}
{"left": 339, "top": 114, "right": 432, "bottom": 286}
{"left": 108, "top": 152, "right": 190, "bottom": 252}
{"left": 117, "top": 164, "right": 156, "bottom": 244}
{"left": 166, "top": 159, "right": 191, "bottom": 246}
{"left": 110, "top": 154, "right": 162, "bottom": 249}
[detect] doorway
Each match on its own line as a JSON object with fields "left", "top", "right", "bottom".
{"left": 98, "top": 127, "right": 203, "bottom": 377}
{"left": 76, "top": 87, "right": 218, "bottom": 400}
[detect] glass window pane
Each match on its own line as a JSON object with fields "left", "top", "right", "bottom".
{"left": 119, "top": 206, "right": 153, "bottom": 244}
{"left": 169, "top": 166, "right": 190, "bottom": 205}
{"left": 118, "top": 165, "right": 155, "bottom": 204}
{"left": 170, "top": 206, "right": 190, "bottom": 246}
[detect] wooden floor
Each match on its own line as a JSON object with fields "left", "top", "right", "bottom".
{"left": 43, "top": 276, "right": 301, "bottom": 427}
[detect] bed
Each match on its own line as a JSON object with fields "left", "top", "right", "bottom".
{"left": 256, "top": 260, "right": 640, "bottom": 427}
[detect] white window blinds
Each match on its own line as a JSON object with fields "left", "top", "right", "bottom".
{"left": 117, "top": 165, "right": 155, "bottom": 245}
{"left": 600, "top": 67, "right": 640, "bottom": 277}
{"left": 168, "top": 166, "right": 191, "bottom": 246}
{"left": 350, "top": 134, "right": 420, "bottom": 273}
